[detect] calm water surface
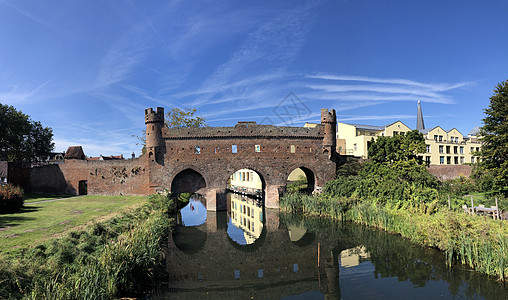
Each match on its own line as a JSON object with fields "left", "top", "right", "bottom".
{"left": 151, "top": 193, "right": 508, "bottom": 299}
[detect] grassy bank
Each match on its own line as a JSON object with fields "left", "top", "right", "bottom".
{"left": 1, "top": 195, "right": 146, "bottom": 257}
{"left": 280, "top": 193, "right": 508, "bottom": 281}
{"left": 0, "top": 193, "right": 175, "bottom": 299}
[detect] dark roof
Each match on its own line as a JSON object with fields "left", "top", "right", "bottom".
{"left": 65, "top": 146, "right": 86, "bottom": 160}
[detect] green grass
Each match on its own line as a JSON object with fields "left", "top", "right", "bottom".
{"left": 0, "top": 195, "right": 146, "bottom": 257}
{"left": 23, "top": 193, "right": 73, "bottom": 203}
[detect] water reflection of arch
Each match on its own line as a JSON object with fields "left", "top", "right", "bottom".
{"left": 226, "top": 193, "right": 266, "bottom": 251}
{"left": 170, "top": 168, "right": 207, "bottom": 194}
{"left": 172, "top": 197, "right": 208, "bottom": 254}
{"left": 286, "top": 166, "right": 316, "bottom": 194}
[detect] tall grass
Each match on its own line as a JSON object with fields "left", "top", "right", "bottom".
{"left": 0, "top": 193, "right": 175, "bottom": 299}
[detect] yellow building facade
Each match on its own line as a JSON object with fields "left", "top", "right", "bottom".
{"left": 336, "top": 122, "right": 481, "bottom": 165}
{"left": 337, "top": 121, "right": 412, "bottom": 158}
{"left": 419, "top": 126, "right": 481, "bottom": 165}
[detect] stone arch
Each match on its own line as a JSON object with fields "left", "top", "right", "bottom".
{"left": 223, "top": 167, "right": 267, "bottom": 197}
{"left": 286, "top": 166, "right": 316, "bottom": 194}
{"left": 170, "top": 168, "right": 206, "bottom": 194}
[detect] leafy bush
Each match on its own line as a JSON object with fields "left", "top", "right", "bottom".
{"left": 0, "top": 183, "right": 24, "bottom": 213}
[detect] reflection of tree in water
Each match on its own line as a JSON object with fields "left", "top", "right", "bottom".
{"left": 283, "top": 213, "right": 508, "bottom": 300}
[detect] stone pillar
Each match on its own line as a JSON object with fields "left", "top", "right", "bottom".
{"left": 265, "top": 184, "right": 282, "bottom": 209}
{"left": 206, "top": 211, "right": 218, "bottom": 232}
{"left": 265, "top": 208, "right": 280, "bottom": 231}
{"left": 204, "top": 188, "right": 227, "bottom": 211}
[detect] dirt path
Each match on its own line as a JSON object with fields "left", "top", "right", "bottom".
{"left": 26, "top": 196, "right": 80, "bottom": 204}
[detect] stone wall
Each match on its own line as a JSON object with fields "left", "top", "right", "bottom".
{"left": 31, "top": 159, "right": 149, "bottom": 195}
{"left": 427, "top": 165, "right": 472, "bottom": 181}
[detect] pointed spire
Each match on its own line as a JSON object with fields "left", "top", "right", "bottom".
{"left": 417, "top": 100, "right": 425, "bottom": 131}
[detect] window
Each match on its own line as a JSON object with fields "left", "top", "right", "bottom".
{"left": 434, "top": 135, "right": 438, "bottom": 141}
{"left": 454, "top": 146, "right": 458, "bottom": 154}
{"left": 439, "top": 145, "right": 444, "bottom": 154}
{"left": 440, "top": 156, "right": 444, "bottom": 165}
{"left": 471, "top": 157, "right": 475, "bottom": 163}
{"left": 454, "top": 157, "right": 458, "bottom": 164}
{"left": 476, "top": 147, "right": 480, "bottom": 152}
{"left": 354, "top": 143, "right": 357, "bottom": 151}
{"left": 426, "top": 156, "right": 431, "bottom": 164}
{"left": 470, "top": 147, "right": 474, "bottom": 153}
{"left": 290, "top": 145, "right": 295, "bottom": 153}
{"left": 450, "top": 136, "right": 454, "bottom": 142}
{"left": 460, "top": 146, "right": 464, "bottom": 154}
{"left": 393, "top": 131, "right": 399, "bottom": 135}
{"left": 232, "top": 145, "right": 237, "bottom": 153}
{"left": 426, "top": 145, "right": 431, "bottom": 153}
{"left": 455, "top": 137, "right": 459, "bottom": 143}
{"left": 439, "top": 135, "right": 443, "bottom": 142}
{"left": 255, "top": 145, "right": 260, "bottom": 152}
{"left": 460, "top": 157, "right": 464, "bottom": 164}
{"left": 447, "top": 156, "right": 451, "bottom": 165}
{"left": 446, "top": 146, "right": 450, "bottom": 154}
{"left": 194, "top": 145, "right": 201, "bottom": 154}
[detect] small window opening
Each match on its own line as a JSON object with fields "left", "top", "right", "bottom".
{"left": 194, "top": 146, "right": 201, "bottom": 154}
{"left": 232, "top": 145, "right": 237, "bottom": 153}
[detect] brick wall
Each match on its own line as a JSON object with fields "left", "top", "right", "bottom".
{"left": 427, "top": 165, "right": 472, "bottom": 181}
{"left": 31, "top": 159, "right": 149, "bottom": 195}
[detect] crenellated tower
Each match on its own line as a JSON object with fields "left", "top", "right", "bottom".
{"left": 145, "top": 107, "right": 165, "bottom": 164}
{"left": 321, "top": 108, "right": 337, "bottom": 158}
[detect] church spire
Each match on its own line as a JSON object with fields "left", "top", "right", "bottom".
{"left": 417, "top": 100, "right": 425, "bottom": 131}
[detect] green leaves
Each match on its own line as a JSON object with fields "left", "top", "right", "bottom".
{"left": 0, "top": 103, "right": 54, "bottom": 162}
{"left": 368, "top": 130, "right": 426, "bottom": 164}
{"left": 478, "top": 80, "right": 508, "bottom": 196}
{"left": 165, "top": 106, "right": 207, "bottom": 129}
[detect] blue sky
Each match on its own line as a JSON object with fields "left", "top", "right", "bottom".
{"left": 1, "top": 0, "right": 507, "bottom": 157}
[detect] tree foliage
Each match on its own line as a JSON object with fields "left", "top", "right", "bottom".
{"left": 165, "top": 107, "right": 207, "bottom": 129}
{"left": 478, "top": 79, "right": 508, "bottom": 196}
{"left": 0, "top": 103, "right": 54, "bottom": 162}
{"left": 368, "top": 130, "right": 426, "bottom": 164}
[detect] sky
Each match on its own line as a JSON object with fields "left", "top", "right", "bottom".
{"left": 1, "top": 0, "right": 507, "bottom": 157}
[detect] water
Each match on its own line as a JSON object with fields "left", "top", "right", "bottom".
{"left": 152, "top": 193, "right": 508, "bottom": 299}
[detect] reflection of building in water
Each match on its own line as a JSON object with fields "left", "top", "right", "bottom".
{"left": 340, "top": 246, "right": 370, "bottom": 268}
{"left": 230, "top": 193, "right": 263, "bottom": 244}
{"left": 228, "top": 169, "right": 262, "bottom": 194}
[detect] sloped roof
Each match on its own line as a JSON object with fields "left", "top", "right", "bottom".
{"left": 65, "top": 146, "right": 86, "bottom": 160}
{"left": 468, "top": 126, "right": 480, "bottom": 136}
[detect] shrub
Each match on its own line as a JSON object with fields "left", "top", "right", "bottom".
{"left": 0, "top": 183, "right": 24, "bottom": 213}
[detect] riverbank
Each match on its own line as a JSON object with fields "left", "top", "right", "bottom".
{"left": 280, "top": 193, "right": 508, "bottom": 281}
{"left": 0, "top": 193, "right": 175, "bottom": 299}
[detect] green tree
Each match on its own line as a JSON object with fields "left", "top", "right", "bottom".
{"left": 0, "top": 103, "right": 54, "bottom": 162}
{"left": 368, "top": 130, "right": 426, "bottom": 164}
{"left": 165, "top": 107, "right": 207, "bottom": 128}
{"left": 478, "top": 80, "right": 508, "bottom": 196}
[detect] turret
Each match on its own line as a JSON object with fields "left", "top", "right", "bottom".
{"left": 145, "top": 107, "right": 164, "bottom": 163}
{"left": 321, "top": 108, "right": 337, "bottom": 157}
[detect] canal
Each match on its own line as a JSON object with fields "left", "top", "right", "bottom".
{"left": 150, "top": 192, "right": 508, "bottom": 300}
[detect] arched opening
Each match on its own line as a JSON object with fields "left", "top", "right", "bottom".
{"left": 286, "top": 167, "right": 315, "bottom": 194}
{"left": 171, "top": 169, "right": 206, "bottom": 194}
{"left": 225, "top": 168, "right": 266, "bottom": 246}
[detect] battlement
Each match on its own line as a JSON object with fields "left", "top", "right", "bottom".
{"left": 145, "top": 107, "right": 164, "bottom": 124}
{"left": 320, "top": 108, "right": 336, "bottom": 124}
